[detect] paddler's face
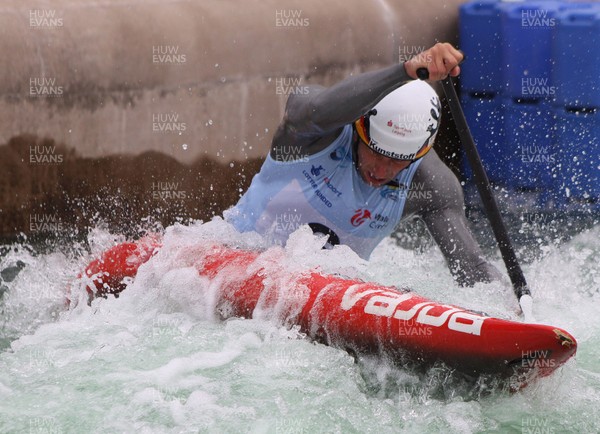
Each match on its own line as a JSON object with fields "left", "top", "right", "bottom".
{"left": 356, "top": 140, "right": 413, "bottom": 187}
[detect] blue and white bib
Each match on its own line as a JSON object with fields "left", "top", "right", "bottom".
{"left": 225, "top": 125, "right": 422, "bottom": 259}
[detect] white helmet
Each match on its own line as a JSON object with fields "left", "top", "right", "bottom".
{"left": 354, "top": 80, "right": 441, "bottom": 160}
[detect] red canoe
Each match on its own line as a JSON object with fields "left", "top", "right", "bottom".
{"left": 77, "top": 238, "right": 577, "bottom": 388}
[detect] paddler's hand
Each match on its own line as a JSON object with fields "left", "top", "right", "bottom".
{"left": 403, "top": 42, "right": 463, "bottom": 81}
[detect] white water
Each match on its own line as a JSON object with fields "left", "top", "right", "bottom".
{"left": 1, "top": 219, "right": 599, "bottom": 433}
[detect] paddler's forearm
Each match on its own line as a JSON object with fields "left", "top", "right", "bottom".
{"left": 403, "top": 151, "right": 505, "bottom": 287}
{"left": 423, "top": 207, "right": 504, "bottom": 286}
{"left": 306, "top": 62, "right": 413, "bottom": 132}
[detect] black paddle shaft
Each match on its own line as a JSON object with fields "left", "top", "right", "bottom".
{"left": 417, "top": 68, "right": 530, "bottom": 299}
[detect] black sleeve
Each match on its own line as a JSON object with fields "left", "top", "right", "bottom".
{"left": 402, "top": 150, "right": 505, "bottom": 286}
{"left": 271, "top": 63, "right": 413, "bottom": 157}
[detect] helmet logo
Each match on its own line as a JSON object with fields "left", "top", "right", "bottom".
{"left": 414, "top": 96, "right": 442, "bottom": 160}
{"left": 428, "top": 96, "right": 441, "bottom": 136}
{"left": 351, "top": 208, "right": 371, "bottom": 227}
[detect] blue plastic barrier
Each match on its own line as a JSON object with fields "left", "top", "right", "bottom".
{"left": 554, "top": 107, "right": 600, "bottom": 202}
{"left": 460, "top": 94, "right": 506, "bottom": 182}
{"left": 504, "top": 99, "right": 556, "bottom": 189}
{"left": 553, "top": 7, "right": 600, "bottom": 108}
{"left": 458, "top": 0, "right": 600, "bottom": 207}
{"left": 501, "top": 1, "right": 563, "bottom": 99}
{"left": 459, "top": 1, "right": 504, "bottom": 93}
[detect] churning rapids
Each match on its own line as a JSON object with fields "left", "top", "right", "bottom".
{"left": 1, "top": 218, "right": 599, "bottom": 433}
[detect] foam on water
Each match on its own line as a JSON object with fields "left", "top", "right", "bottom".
{"left": 1, "top": 218, "right": 599, "bottom": 433}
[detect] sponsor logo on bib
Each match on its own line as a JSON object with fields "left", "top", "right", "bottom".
{"left": 310, "top": 165, "right": 324, "bottom": 177}
{"left": 351, "top": 208, "right": 371, "bottom": 227}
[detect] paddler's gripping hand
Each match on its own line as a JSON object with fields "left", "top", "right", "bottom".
{"left": 403, "top": 42, "right": 463, "bottom": 81}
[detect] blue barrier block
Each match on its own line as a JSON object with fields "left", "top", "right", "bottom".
{"left": 553, "top": 7, "right": 600, "bottom": 108}
{"left": 459, "top": 0, "right": 600, "bottom": 208}
{"left": 460, "top": 94, "right": 506, "bottom": 182}
{"left": 501, "top": 1, "right": 563, "bottom": 99}
{"left": 554, "top": 107, "right": 600, "bottom": 202}
{"left": 459, "top": 1, "right": 504, "bottom": 93}
{"left": 504, "top": 98, "right": 556, "bottom": 189}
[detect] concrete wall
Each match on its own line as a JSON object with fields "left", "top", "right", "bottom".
{"left": 1, "top": 0, "right": 465, "bottom": 162}
{"left": 0, "top": 0, "right": 467, "bottom": 239}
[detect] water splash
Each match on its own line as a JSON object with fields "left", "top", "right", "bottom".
{"left": 0, "top": 218, "right": 599, "bottom": 432}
